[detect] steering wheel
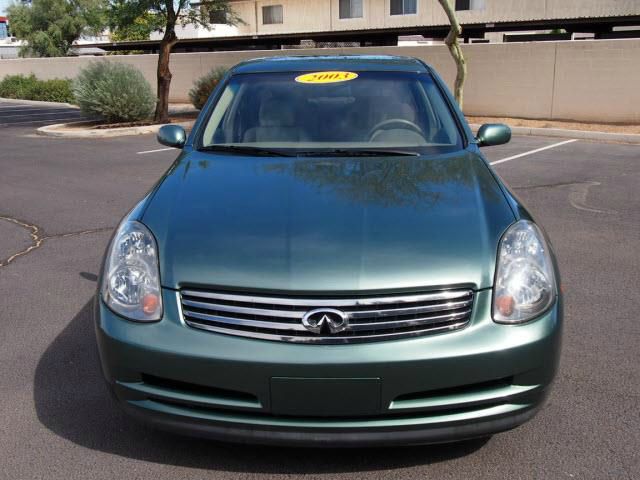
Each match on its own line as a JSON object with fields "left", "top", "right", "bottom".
{"left": 367, "top": 119, "right": 424, "bottom": 141}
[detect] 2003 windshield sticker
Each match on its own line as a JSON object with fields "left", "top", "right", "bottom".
{"left": 295, "top": 71, "right": 359, "bottom": 84}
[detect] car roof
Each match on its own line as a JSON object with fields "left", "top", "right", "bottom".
{"left": 231, "top": 55, "right": 430, "bottom": 75}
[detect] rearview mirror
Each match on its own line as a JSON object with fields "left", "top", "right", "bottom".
{"left": 157, "top": 125, "right": 186, "bottom": 149}
{"left": 476, "top": 123, "right": 511, "bottom": 147}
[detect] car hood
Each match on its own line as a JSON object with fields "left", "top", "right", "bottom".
{"left": 142, "top": 150, "right": 515, "bottom": 292}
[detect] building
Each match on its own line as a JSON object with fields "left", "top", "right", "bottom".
{"left": 0, "top": 16, "right": 8, "bottom": 40}
{"left": 225, "top": 0, "right": 640, "bottom": 39}
{"left": 0, "top": 16, "right": 21, "bottom": 59}
{"left": 89, "top": 0, "right": 640, "bottom": 53}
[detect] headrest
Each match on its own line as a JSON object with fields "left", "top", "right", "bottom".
{"left": 259, "top": 98, "right": 296, "bottom": 127}
{"left": 372, "top": 101, "right": 416, "bottom": 123}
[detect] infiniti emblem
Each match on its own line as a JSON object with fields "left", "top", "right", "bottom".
{"left": 301, "top": 308, "right": 349, "bottom": 334}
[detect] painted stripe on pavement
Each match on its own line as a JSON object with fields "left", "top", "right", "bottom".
{"left": 490, "top": 139, "right": 578, "bottom": 166}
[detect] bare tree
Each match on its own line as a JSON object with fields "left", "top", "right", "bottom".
{"left": 436, "top": 0, "right": 467, "bottom": 108}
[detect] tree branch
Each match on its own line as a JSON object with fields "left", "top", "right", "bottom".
{"left": 436, "top": 0, "right": 467, "bottom": 109}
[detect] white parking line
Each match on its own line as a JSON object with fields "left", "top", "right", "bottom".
{"left": 0, "top": 117, "right": 84, "bottom": 126}
{"left": 490, "top": 139, "right": 578, "bottom": 166}
{"left": 0, "top": 105, "right": 44, "bottom": 109}
{"left": 0, "top": 110, "right": 79, "bottom": 118}
{"left": 137, "top": 147, "right": 176, "bottom": 155}
{"left": 0, "top": 102, "right": 49, "bottom": 105}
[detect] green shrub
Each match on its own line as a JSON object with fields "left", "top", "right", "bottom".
{"left": 0, "top": 74, "right": 74, "bottom": 103}
{"left": 0, "top": 74, "right": 35, "bottom": 99}
{"left": 73, "top": 61, "right": 156, "bottom": 123}
{"left": 189, "top": 67, "right": 227, "bottom": 110}
{"left": 25, "top": 78, "right": 74, "bottom": 103}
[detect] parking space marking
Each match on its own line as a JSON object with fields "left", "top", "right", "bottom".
{"left": 490, "top": 139, "right": 578, "bottom": 166}
{"left": 0, "top": 117, "right": 84, "bottom": 126}
{"left": 137, "top": 147, "right": 176, "bottom": 155}
{"left": 0, "top": 105, "right": 54, "bottom": 110}
{"left": 0, "top": 111, "right": 81, "bottom": 118}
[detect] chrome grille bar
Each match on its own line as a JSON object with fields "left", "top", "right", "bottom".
{"left": 347, "top": 309, "right": 472, "bottom": 331}
{"left": 184, "top": 310, "right": 308, "bottom": 331}
{"left": 181, "top": 289, "right": 471, "bottom": 307}
{"left": 347, "top": 299, "right": 473, "bottom": 320}
{"left": 181, "top": 298, "right": 305, "bottom": 319}
{"left": 182, "top": 319, "right": 470, "bottom": 344}
{"left": 180, "top": 288, "right": 474, "bottom": 344}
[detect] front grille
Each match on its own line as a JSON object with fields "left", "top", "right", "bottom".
{"left": 179, "top": 288, "right": 474, "bottom": 344}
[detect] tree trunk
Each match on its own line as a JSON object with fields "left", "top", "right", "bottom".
{"left": 154, "top": 28, "right": 178, "bottom": 123}
{"left": 436, "top": 0, "right": 467, "bottom": 109}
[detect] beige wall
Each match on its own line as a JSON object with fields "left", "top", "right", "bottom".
{"left": 551, "top": 40, "right": 640, "bottom": 122}
{"left": 1, "top": 39, "right": 639, "bottom": 123}
{"left": 228, "top": 0, "right": 640, "bottom": 35}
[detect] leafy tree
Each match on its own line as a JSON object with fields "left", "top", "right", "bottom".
{"left": 436, "top": 0, "right": 466, "bottom": 108}
{"left": 108, "top": 1, "right": 241, "bottom": 123}
{"left": 109, "top": 12, "right": 164, "bottom": 42}
{"left": 7, "top": 0, "right": 106, "bottom": 58}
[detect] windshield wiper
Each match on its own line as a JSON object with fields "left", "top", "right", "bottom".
{"left": 295, "top": 149, "right": 419, "bottom": 157}
{"left": 199, "top": 145, "right": 294, "bottom": 157}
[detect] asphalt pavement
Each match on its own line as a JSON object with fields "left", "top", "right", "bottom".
{"left": 0, "top": 101, "right": 91, "bottom": 128}
{"left": 0, "top": 104, "right": 638, "bottom": 479}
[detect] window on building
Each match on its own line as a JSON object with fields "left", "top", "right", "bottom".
{"left": 455, "top": 0, "right": 485, "bottom": 10}
{"left": 209, "top": 9, "right": 228, "bottom": 24}
{"left": 339, "top": 0, "right": 363, "bottom": 19}
{"left": 390, "top": 0, "right": 417, "bottom": 16}
{"left": 262, "top": 5, "right": 283, "bottom": 24}
{"left": 192, "top": 1, "right": 227, "bottom": 24}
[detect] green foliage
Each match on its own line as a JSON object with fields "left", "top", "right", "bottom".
{"left": 73, "top": 61, "right": 156, "bottom": 123}
{"left": 109, "top": 11, "right": 164, "bottom": 41}
{"left": 7, "top": 0, "right": 107, "bottom": 58}
{"left": 0, "top": 75, "right": 34, "bottom": 99}
{"left": 108, "top": 1, "right": 243, "bottom": 36}
{"left": 0, "top": 74, "right": 75, "bottom": 103}
{"left": 189, "top": 67, "right": 227, "bottom": 110}
{"left": 107, "top": 1, "right": 241, "bottom": 121}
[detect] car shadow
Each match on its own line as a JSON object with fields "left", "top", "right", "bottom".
{"left": 34, "top": 299, "right": 489, "bottom": 474}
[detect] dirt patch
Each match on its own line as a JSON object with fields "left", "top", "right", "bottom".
{"left": 466, "top": 116, "right": 640, "bottom": 135}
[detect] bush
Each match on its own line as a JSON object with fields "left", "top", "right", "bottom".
{"left": 73, "top": 61, "right": 156, "bottom": 123}
{"left": 189, "top": 67, "right": 227, "bottom": 110}
{"left": 0, "top": 74, "right": 74, "bottom": 103}
{"left": 25, "top": 78, "right": 74, "bottom": 103}
{"left": 0, "top": 75, "right": 34, "bottom": 99}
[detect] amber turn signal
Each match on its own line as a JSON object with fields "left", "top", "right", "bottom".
{"left": 142, "top": 293, "right": 160, "bottom": 315}
{"left": 496, "top": 295, "right": 515, "bottom": 317}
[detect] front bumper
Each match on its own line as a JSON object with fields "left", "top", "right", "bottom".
{"left": 95, "top": 289, "right": 562, "bottom": 447}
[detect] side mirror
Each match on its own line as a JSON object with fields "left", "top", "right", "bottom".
{"left": 157, "top": 125, "right": 186, "bottom": 149}
{"left": 476, "top": 123, "right": 511, "bottom": 147}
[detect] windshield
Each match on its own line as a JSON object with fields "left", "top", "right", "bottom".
{"left": 199, "top": 70, "right": 463, "bottom": 155}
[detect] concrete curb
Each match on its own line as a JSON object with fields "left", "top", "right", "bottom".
{"left": 469, "top": 123, "right": 640, "bottom": 144}
{"left": 0, "top": 97, "right": 79, "bottom": 109}
{"left": 37, "top": 119, "right": 195, "bottom": 138}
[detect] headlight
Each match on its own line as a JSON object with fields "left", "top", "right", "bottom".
{"left": 493, "top": 220, "right": 556, "bottom": 324}
{"left": 102, "top": 220, "right": 162, "bottom": 321}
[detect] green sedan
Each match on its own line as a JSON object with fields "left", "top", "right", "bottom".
{"left": 95, "top": 55, "right": 562, "bottom": 446}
